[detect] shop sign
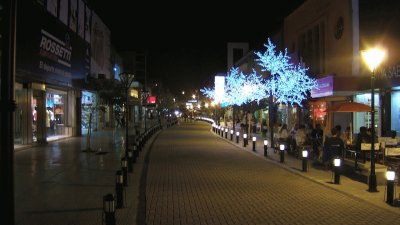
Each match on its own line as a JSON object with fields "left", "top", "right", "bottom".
{"left": 147, "top": 96, "right": 157, "bottom": 105}
{"left": 311, "top": 75, "right": 333, "bottom": 98}
{"left": 17, "top": 1, "right": 90, "bottom": 87}
{"left": 379, "top": 64, "right": 400, "bottom": 79}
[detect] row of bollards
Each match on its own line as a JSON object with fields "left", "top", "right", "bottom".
{"left": 102, "top": 120, "right": 178, "bottom": 225}
{"left": 212, "top": 123, "right": 399, "bottom": 207}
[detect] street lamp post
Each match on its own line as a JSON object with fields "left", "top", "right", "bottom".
{"left": 361, "top": 48, "right": 385, "bottom": 192}
{"left": 119, "top": 73, "right": 135, "bottom": 160}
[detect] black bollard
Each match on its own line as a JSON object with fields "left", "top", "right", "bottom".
{"left": 243, "top": 134, "right": 247, "bottom": 147}
{"left": 386, "top": 168, "right": 395, "bottom": 205}
{"left": 103, "top": 194, "right": 116, "bottom": 225}
{"left": 252, "top": 136, "right": 256, "bottom": 151}
{"left": 333, "top": 157, "right": 341, "bottom": 184}
{"left": 236, "top": 132, "right": 239, "bottom": 143}
{"left": 302, "top": 150, "right": 308, "bottom": 172}
{"left": 133, "top": 145, "right": 137, "bottom": 163}
{"left": 127, "top": 150, "right": 133, "bottom": 172}
{"left": 121, "top": 158, "right": 128, "bottom": 186}
{"left": 279, "top": 144, "right": 285, "bottom": 163}
{"left": 230, "top": 130, "right": 233, "bottom": 141}
{"left": 115, "top": 170, "right": 124, "bottom": 208}
{"left": 263, "top": 140, "right": 268, "bottom": 157}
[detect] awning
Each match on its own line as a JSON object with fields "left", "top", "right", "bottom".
{"left": 327, "top": 102, "right": 371, "bottom": 112}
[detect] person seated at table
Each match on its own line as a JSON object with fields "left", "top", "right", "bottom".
{"left": 355, "top": 126, "right": 371, "bottom": 152}
{"left": 323, "top": 127, "right": 344, "bottom": 169}
{"left": 343, "top": 126, "right": 352, "bottom": 146}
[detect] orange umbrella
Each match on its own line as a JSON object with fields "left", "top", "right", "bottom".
{"left": 328, "top": 102, "right": 371, "bottom": 112}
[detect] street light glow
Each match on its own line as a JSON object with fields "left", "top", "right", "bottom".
{"left": 361, "top": 48, "right": 385, "bottom": 72}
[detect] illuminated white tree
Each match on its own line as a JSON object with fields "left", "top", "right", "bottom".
{"left": 201, "top": 67, "right": 264, "bottom": 106}
{"left": 255, "top": 38, "right": 317, "bottom": 106}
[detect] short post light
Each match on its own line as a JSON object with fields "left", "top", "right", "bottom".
{"left": 225, "top": 128, "right": 228, "bottom": 139}
{"left": 386, "top": 167, "right": 396, "bottom": 205}
{"left": 103, "top": 194, "right": 116, "bottom": 225}
{"left": 279, "top": 144, "right": 285, "bottom": 163}
{"left": 220, "top": 127, "right": 224, "bottom": 137}
{"left": 121, "top": 158, "right": 128, "bottom": 186}
{"left": 333, "top": 157, "right": 341, "bottom": 184}
{"left": 252, "top": 136, "right": 257, "bottom": 152}
{"left": 302, "top": 150, "right": 308, "bottom": 172}
{"left": 236, "top": 131, "right": 240, "bottom": 144}
{"left": 243, "top": 133, "right": 248, "bottom": 147}
{"left": 133, "top": 145, "right": 138, "bottom": 163}
{"left": 230, "top": 130, "right": 234, "bottom": 141}
{"left": 115, "top": 170, "right": 124, "bottom": 208}
{"left": 263, "top": 140, "right": 268, "bottom": 157}
{"left": 127, "top": 150, "right": 133, "bottom": 172}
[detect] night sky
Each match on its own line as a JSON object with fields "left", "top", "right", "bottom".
{"left": 89, "top": 1, "right": 305, "bottom": 95}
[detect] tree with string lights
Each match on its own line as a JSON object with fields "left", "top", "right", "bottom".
{"left": 255, "top": 38, "right": 317, "bottom": 148}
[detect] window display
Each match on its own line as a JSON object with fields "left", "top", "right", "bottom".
{"left": 391, "top": 90, "right": 400, "bottom": 136}
{"left": 46, "top": 91, "right": 66, "bottom": 136}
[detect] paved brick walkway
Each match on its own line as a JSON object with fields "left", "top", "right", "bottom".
{"left": 144, "top": 121, "right": 400, "bottom": 225}
{"left": 13, "top": 119, "right": 400, "bottom": 225}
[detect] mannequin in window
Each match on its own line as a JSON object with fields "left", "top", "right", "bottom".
{"left": 46, "top": 107, "right": 55, "bottom": 135}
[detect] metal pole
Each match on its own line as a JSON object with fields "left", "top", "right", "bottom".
{"left": 0, "top": 1, "right": 17, "bottom": 224}
{"left": 368, "top": 70, "right": 377, "bottom": 192}
{"left": 125, "top": 87, "right": 129, "bottom": 159}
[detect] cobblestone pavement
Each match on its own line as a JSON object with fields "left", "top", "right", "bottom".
{"left": 145, "top": 121, "right": 400, "bottom": 225}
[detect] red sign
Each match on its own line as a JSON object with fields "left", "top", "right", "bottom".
{"left": 147, "top": 96, "right": 156, "bottom": 104}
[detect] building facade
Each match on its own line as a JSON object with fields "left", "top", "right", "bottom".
{"left": 14, "top": 0, "right": 92, "bottom": 145}
{"left": 284, "top": 0, "right": 400, "bottom": 136}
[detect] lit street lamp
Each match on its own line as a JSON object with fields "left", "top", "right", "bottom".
{"left": 361, "top": 48, "right": 385, "bottom": 192}
{"left": 119, "top": 73, "right": 135, "bottom": 160}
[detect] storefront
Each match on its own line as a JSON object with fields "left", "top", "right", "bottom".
{"left": 81, "top": 90, "right": 96, "bottom": 134}
{"left": 46, "top": 88, "right": 68, "bottom": 137}
{"left": 14, "top": 1, "right": 90, "bottom": 146}
{"left": 353, "top": 93, "right": 380, "bottom": 135}
{"left": 391, "top": 88, "right": 400, "bottom": 136}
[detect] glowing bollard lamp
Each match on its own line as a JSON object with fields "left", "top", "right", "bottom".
{"left": 279, "top": 144, "right": 285, "bottom": 163}
{"left": 127, "top": 150, "right": 133, "bottom": 172}
{"left": 115, "top": 170, "right": 124, "bottom": 208}
{"left": 236, "top": 131, "right": 240, "bottom": 144}
{"left": 361, "top": 47, "right": 385, "bottom": 192}
{"left": 243, "top": 133, "right": 248, "bottom": 147}
{"left": 302, "top": 150, "right": 308, "bottom": 172}
{"left": 386, "top": 167, "right": 395, "bottom": 205}
{"left": 121, "top": 157, "right": 128, "bottom": 186}
{"left": 225, "top": 128, "right": 228, "bottom": 139}
{"left": 252, "top": 136, "right": 257, "bottom": 152}
{"left": 333, "top": 157, "right": 341, "bottom": 184}
{"left": 230, "top": 130, "right": 234, "bottom": 141}
{"left": 103, "top": 194, "right": 116, "bottom": 225}
{"left": 263, "top": 140, "right": 268, "bottom": 157}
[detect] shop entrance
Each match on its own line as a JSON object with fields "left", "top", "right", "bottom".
{"left": 46, "top": 89, "right": 67, "bottom": 138}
